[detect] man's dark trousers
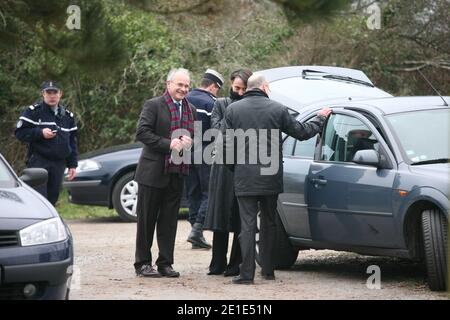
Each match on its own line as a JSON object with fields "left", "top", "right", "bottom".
{"left": 28, "top": 153, "right": 65, "bottom": 205}
{"left": 236, "top": 195, "right": 278, "bottom": 280}
{"left": 134, "top": 174, "right": 183, "bottom": 270}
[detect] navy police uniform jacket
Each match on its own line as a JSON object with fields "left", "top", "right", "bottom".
{"left": 187, "top": 88, "right": 216, "bottom": 138}
{"left": 15, "top": 102, "right": 78, "bottom": 168}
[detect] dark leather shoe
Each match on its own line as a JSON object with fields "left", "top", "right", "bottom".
{"left": 232, "top": 275, "right": 254, "bottom": 285}
{"left": 207, "top": 264, "right": 225, "bottom": 275}
{"left": 261, "top": 273, "right": 275, "bottom": 280}
{"left": 192, "top": 243, "right": 209, "bottom": 250}
{"left": 135, "top": 265, "right": 162, "bottom": 278}
{"left": 158, "top": 266, "right": 180, "bottom": 278}
{"left": 224, "top": 268, "right": 239, "bottom": 277}
{"left": 187, "top": 236, "right": 212, "bottom": 249}
{"left": 207, "top": 270, "right": 225, "bottom": 275}
{"left": 187, "top": 223, "right": 212, "bottom": 249}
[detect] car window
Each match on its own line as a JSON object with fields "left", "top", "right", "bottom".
{"left": 293, "top": 134, "right": 318, "bottom": 159}
{"left": 321, "top": 114, "right": 378, "bottom": 162}
{"left": 387, "top": 109, "right": 450, "bottom": 163}
{"left": 288, "top": 108, "right": 299, "bottom": 117}
{"left": 283, "top": 136, "right": 295, "bottom": 156}
{"left": 0, "top": 159, "right": 17, "bottom": 188}
{"left": 283, "top": 122, "right": 318, "bottom": 159}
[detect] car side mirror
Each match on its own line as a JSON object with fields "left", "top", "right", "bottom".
{"left": 352, "top": 149, "right": 380, "bottom": 167}
{"left": 20, "top": 168, "right": 48, "bottom": 188}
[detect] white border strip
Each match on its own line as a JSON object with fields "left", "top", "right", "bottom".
{"left": 20, "top": 116, "right": 56, "bottom": 126}
{"left": 196, "top": 109, "right": 212, "bottom": 116}
{"left": 19, "top": 116, "right": 77, "bottom": 131}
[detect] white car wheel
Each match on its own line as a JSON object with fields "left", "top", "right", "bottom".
{"left": 120, "top": 180, "right": 138, "bottom": 217}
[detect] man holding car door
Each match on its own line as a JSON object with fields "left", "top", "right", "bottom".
{"left": 15, "top": 80, "right": 78, "bottom": 205}
{"left": 224, "top": 74, "right": 332, "bottom": 284}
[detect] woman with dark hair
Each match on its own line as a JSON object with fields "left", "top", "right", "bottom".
{"left": 204, "top": 68, "right": 253, "bottom": 276}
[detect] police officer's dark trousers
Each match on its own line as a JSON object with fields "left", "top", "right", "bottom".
{"left": 236, "top": 195, "right": 278, "bottom": 280}
{"left": 28, "top": 153, "right": 66, "bottom": 205}
{"left": 134, "top": 174, "right": 183, "bottom": 271}
{"left": 186, "top": 163, "right": 210, "bottom": 226}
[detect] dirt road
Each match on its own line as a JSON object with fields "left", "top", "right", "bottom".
{"left": 68, "top": 218, "right": 448, "bottom": 300}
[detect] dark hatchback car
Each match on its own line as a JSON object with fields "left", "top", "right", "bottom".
{"left": 0, "top": 154, "right": 73, "bottom": 300}
{"left": 63, "top": 143, "right": 144, "bottom": 222}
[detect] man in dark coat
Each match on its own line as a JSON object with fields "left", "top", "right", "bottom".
{"left": 224, "top": 74, "right": 331, "bottom": 284}
{"left": 134, "top": 68, "right": 195, "bottom": 278}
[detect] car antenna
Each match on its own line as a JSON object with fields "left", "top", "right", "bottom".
{"left": 417, "top": 69, "right": 448, "bottom": 106}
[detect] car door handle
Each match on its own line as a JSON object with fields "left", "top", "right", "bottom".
{"left": 310, "top": 178, "right": 327, "bottom": 186}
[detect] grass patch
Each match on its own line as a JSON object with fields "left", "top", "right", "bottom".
{"left": 55, "top": 189, "right": 117, "bottom": 220}
{"left": 55, "top": 189, "right": 189, "bottom": 221}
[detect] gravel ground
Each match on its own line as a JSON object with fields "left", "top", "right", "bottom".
{"left": 68, "top": 218, "right": 449, "bottom": 300}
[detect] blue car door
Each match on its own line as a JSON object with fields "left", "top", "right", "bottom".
{"left": 280, "top": 134, "right": 318, "bottom": 238}
{"left": 306, "top": 111, "right": 399, "bottom": 248}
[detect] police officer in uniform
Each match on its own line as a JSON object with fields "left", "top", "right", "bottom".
{"left": 185, "top": 69, "right": 224, "bottom": 249}
{"left": 15, "top": 81, "right": 78, "bottom": 205}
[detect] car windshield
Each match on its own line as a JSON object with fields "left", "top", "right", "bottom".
{"left": 386, "top": 108, "right": 450, "bottom": 164}
{"left": 0, "top": 158, "right": 17, "bottom": 188}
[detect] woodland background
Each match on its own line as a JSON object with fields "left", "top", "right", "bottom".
{"left": 1, "top": 0, "right": 449, "bottom": 170}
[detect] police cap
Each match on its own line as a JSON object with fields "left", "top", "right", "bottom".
{"left": 41, "top": 80, "right": 62, "bottom": 92}
{"left": 203, "top": 69, "right": 224, "bottom": 88}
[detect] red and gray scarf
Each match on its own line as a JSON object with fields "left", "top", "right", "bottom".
{"left": 163, "top": 90, "right": 195, "bottom": 175}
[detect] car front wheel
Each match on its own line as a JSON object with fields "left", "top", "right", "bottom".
{"left": 421, "top": 208, "right": 448, "bottom": 291}
{"left": 112, "top": 172, "right": 138, "bottom": 222}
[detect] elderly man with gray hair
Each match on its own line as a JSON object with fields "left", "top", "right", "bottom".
{"left": 134, "top": 68, "right": 196, "bottom": 278}
{"left": 225, "top": 73, "right": 332, "bottom": 284}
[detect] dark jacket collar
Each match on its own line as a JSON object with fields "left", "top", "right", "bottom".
{"left": 192, "top": 88, "right": 216, "bottom": 99}
{"left": 243, "top": 88, "right": 269, "bottom": 99}
{"left": 42, "top": 101, "right": 64, "bottom": 116}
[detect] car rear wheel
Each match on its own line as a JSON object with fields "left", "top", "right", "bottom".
{"left": 256, "top": 208, "right": 299, "bottom": 269}
{"left": 112, "top": 172, "right": 138, "bottom": 222}
{"left": 421, "top": 209, "right": 448, "bottom": 291}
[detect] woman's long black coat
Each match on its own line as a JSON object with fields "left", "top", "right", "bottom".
{"left": 203, "top": 97, "right": 240, "bottom": 233}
